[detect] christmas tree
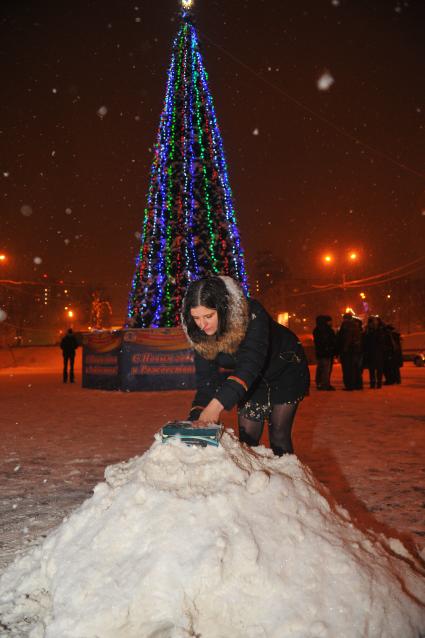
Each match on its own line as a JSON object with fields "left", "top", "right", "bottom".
{"left": 127, "top": 0, "right": 248, "bottom": 328}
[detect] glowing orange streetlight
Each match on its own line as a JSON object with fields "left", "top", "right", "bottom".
{"left": 320, "top": 248, "right": 361, "bottom": 301}
{"left": 67, "top": 310, "right": 74, "bottom": 318}
{"left": 321, "top": 250, "right": 360, "bottom": 265}
{"left": 0, "top": 254, "right": 7, "bottom": 263}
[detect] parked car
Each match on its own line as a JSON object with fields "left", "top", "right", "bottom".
{"left": 413, "top": 351, "right": 425, "bottom": 367}
{"left": 401, "top": 332, "right": 425, "bottom": 367}
{"left": 403, "top": 349, "right": 425, "bottom": 367}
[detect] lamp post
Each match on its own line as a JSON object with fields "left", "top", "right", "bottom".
{"left": 0, "top": 254, "right": 9, "bottom": 326}
{"left": 64, "top": 307, "right": 75, "bottom": 329}
{"left": 321, "top": 249, "right": 361, "bottom": 315}
{"left": 321, "top": 250, "right": 360, "bottom": 286}
{"left": 0, "top": 254, "right": 9, "bottom": 278}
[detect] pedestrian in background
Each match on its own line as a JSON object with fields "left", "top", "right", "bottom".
{"left": 336, "top": 313, "right": 364, "bottom": 391}
{"left": 313, "top": 315, "right": 336, "bottom": 391}
{"left": 60, "top": 328, "right": 79, "bottom": 383}
{"left": 363, "top": 316, "right": 385, "bottom": 389}
{"left": 383, "top": 324, "right": 403, "bottom": 385}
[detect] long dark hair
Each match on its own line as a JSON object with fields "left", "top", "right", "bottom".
{"left": 181, "top": 277, "right": 229, "bottom": 342}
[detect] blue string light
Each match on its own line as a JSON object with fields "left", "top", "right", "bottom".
{"left": 128, "top": 10, "right": 249, "bottom": 327}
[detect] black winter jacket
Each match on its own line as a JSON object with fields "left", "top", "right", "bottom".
{"left": 313, "top": 317, "right": 336, "bottom": 359}
{"left": 185, "top": 296, "right": 310, "bottom": 419}
{"left": 362, "top": 327, "right": 385, "bottom": 368}
{"left": 336, "top": 318, "right": 363, "bottom": 355}
{"left": 60, "top": 334, "right": 79, "bottom": 355}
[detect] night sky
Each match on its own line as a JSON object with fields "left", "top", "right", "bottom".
{"left": 2, "top": 0, "right": 424, "bottom": 318}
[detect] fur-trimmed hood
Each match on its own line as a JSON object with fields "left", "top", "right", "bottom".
{"left": 182, "top": 276, "right": 249, "bottom": 360}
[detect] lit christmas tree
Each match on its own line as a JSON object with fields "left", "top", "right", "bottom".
{"left": 127, "top": 0, "right": 248, "bottom": 328}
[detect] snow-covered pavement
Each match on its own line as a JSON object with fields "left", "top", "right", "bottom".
{"left": 1, "top": 352, "right": 424, "bottom": 570}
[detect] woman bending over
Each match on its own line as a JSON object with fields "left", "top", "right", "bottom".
{"left": 181, "top": 276, "right": 310, "bottom": 456}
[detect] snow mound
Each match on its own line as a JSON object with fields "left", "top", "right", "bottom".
{"left": 1, "top": 432, "right": 425, "bottom": 638}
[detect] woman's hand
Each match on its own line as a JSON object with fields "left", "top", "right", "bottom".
{"left": 198, "top": 398, "right": 224, "bottom": 424}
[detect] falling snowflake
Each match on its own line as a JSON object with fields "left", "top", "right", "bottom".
{"left": 20, "top": 204, "right": 33, "bottom": 216}
{"left": 135, "top": 231, "right": 142, "bottom": 239}
{"left": 252, "top": 128, "right": 259, "bottom": 136}
{"left": 33, "top": 256, "right": 42, "bottom": 264}
{"left": 97, "top": 105, "right": 108, "bottom": 119}
{"left": 65, "top": 207, "right": 72, "bottom": 215}
{"left": 64, "top": 238, "right": 70, "bottom": 245}
{"left": 0, "top": 308, "right": 7, "bottom": 322}
{"left": 317, "top": 71, "right": 335, "bottom": 91}
{"left": 3, "top": 171, "right": 9, "bottom": 177}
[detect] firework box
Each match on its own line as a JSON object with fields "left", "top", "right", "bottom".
{"left": 161, "top": 421, "right": 224, "bottom": 447}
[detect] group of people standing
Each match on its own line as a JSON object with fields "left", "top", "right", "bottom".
{"left": 313, "top": 313, "right": 402, "bottom": 391}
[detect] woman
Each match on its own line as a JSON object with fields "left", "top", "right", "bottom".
{"left": 181, "top": 275, "right": 310, "bottom": 455}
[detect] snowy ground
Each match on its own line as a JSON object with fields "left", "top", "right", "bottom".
{"left": 1, "top": 350, "right": 425, "bottom": 571}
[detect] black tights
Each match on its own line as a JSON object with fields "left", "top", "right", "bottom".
{"left": 238, "top": 403, "right": 299, "bottom": 456}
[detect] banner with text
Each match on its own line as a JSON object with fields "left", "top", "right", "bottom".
{"left": 82, "top": 331, "right": 122, "bottom": 390}
{"left": 120, "top": 327, "right": 196, "bottom": 391}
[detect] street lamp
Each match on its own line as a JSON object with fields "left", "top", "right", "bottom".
{"left": 0, "top": 254, "right": 6, "bottom": 263}
{"left": 321, "top": 249, "right": 361, "bottom": 287}
{"left": 320, "top": 249, "right": 362, "bottom": 316}
{"left": 322, "top": 250, "right": 360, "bottom": 266}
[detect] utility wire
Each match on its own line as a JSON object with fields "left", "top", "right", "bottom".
{"left": 347, "top": 256, "right": 425, "bottom": 285}
{"left": 289, "top": 262, "right": 425, "bottom": 297}
{"left": 200, "top": 31, "right": 425, "bottom": 181}
{"left": 344, "top": 265, "right": 425, "bottom": 289}
{"left": 312, "top": 256, "right": 425, "bottom": 289}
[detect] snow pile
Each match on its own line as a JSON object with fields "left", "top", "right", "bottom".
{"left": 1, "top": 432, "right": 425, "bottom": 638}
